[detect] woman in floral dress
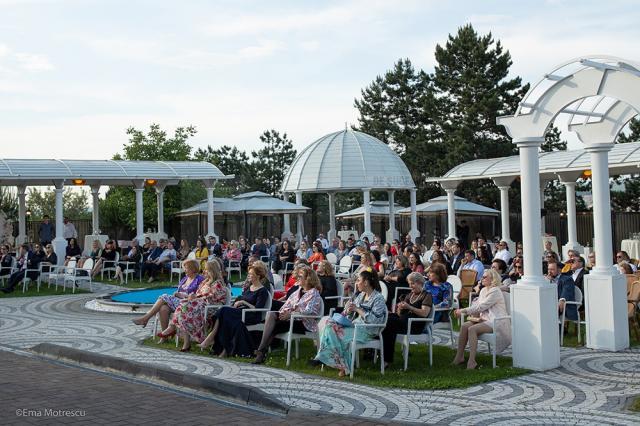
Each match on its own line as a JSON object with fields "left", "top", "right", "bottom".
{"left": 161, "top": 260, "right": 227, "bottom": 351}
{"left": 312, "top": 269, "right": 387, "bottom": 377}
{"left": 131, "top": 259, "right": 203, "bottom": 341}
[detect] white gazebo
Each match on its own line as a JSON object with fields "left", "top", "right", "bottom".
{"left": 280, "top": 129, "right": 418, "bottom": 243}
{"left": 432, "top": 55, "right": 637, "bottom": 371}
{"left": 0, "top": 160, "right": 232, "bottom": 264}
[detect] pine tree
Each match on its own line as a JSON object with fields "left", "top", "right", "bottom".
{"left": 616, "top": 117, "right": 640, "bottom": 143}
{"left": 432, "top": 24, "right": 529, "bottom": 208}
{"left": 250, "top": 130, "right": 297, "bottom": 197}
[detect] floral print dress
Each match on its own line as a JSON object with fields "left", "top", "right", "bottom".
{"left": 314, "top": 290, "right": 387, "bottom": 374}
{"left": 159, "top": 275, "right": 204, "bottom": 311}
{"left": 171, "top": 278, "right": 227, "bottom": 343}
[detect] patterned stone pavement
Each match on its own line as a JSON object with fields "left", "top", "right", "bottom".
{"left": 1, "top": 285, "right": 639, "bottom": 424}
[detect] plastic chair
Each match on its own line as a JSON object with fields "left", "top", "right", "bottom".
{"left": 170, "top": 260, "right": 184, "bottom": 283}
{"left": 241, "top": 288, "right": 273, "bottom": 333}
{"left": 101, "top": 252, "right": 120, "bottom": 280}
{"left": 326, "top": 252, "right": 338, "bottom": 265}
{"left": 48, "top": 260, "right": 76, "bottom": 291}
{"left": 226, "top": 260, "right": 242, "bottom": 281}
{"left": 335, "top": 256, "right": 352, "bottom": 280}
{"left": 397, "top": 303, "right": 436, "bottom": 370}
{"left": 272, "top": 274, "right": 284, "bottom": 291}
{"left": 349, "top": 310, "right": 388, "bottom": 379}
{"left": 274, "top": 298, "right": 324, "bottom": 366}
{"left": 477, "top": 290, "right": 511, "bottom": 368}
{"left": 559, "top": 286, "right": 585, "bottom": 345}
{"left": 66, "top": 258, "right": 94, "bottom": 293}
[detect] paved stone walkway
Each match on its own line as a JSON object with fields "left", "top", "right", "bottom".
{"left": 1, "top": 286, "right": 639, "bottom": 424}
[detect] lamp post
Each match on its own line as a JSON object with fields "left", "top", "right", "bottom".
{"left": 26, "top": 209, "right": 32, "bottom": 244}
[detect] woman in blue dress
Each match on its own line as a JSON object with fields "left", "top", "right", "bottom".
{"left": 198, "top": 262, "right": 270, "bottom": 357}
{"left": 422, "top": 262, "right": 453, "bottom": 323}
{"left": 312, "top": 269, "right": 387, "bottom": 377}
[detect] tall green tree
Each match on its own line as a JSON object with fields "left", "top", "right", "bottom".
{"left": 194, "top": 145, "right": 256, "bottom": 196}
{"left": 103, "top": 124, "right": 204, "bottom": 232}
{"left": 354, "top": 59, "right": 442, "bottom": 202}
{"left": 433, "top": 24, "right": 529, "bottom": 208}
{"left": 0, "top": 187, "right": 18, "bottom": 220}
{"left": 26, "top": 188, "right": 91, "bottom": 220}
{"left": 616, "top": 117, "right": 640, "bottom": 144}
{"left": 250, "top": 130, "right": 297, "bottom": 197}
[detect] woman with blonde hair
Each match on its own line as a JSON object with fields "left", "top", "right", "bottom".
{"left": 132, "top": 259, "right": 204, "bottom": 341}
{"left": 453, "top": 268, "right": 510, "bottom": 369}
{"left": 159, "top": 260, "right": 227, "bottom": 351}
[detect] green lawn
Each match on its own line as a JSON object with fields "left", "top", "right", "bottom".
{"left": 629, "top": 396, "right": 640, "bottom": 412}
{"left": 0, "top": 284, "right": 89, "bottom": 298}
{"left": 142, "top": 337, "right": 528, "bottom": 390}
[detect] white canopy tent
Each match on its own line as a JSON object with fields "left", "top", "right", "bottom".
{"left": 0, "top": 159, "right": 232, "bottom": 264}
{"left": 336, "top": 201, "right": 406, "bottom": 219}
{"left": 281, "top": 129, "right": 418, "bottom": 243}
{"left": 428, "top": 55, "right": 639, "bottom": 371}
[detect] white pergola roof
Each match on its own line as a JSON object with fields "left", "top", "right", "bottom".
{"left": 336, "top": 201, "right": 406, "bottom": 219}
{"left": 0, "top": 159, "right": 231, "bottom": 186}
{"left": 397, "top": 196, "right": 499, "bottom": 216}
{"left": 430, "top": 141, "right": 640, "bottom": 183}
{"left": 281, "top": 129, "right": 415, "bottom": 193}
{"left": 176, "top": 191, "right": 310, "bottom": 215}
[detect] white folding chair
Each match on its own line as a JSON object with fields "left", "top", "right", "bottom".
{"left": 272, "top": 274, "right": 284, "bottom": 291}
{"left": 274, "top": 298, "right": 324, "bottom": 366}
{"left": 350, "top": 310, "right": 388, "bottom": 379}
{"left": 335, "top": 256, "right": 352, "bottom": 280}
{"left": 0, "top": 257, "right": 17, "bottom": 286}
{"left": 48, "top": 260, "right": 76, "bottom": 291}
{"left": 326, "top": 252, "right": 338, "bottom": 265}
{"left": 559, "top": 286, "right": 585, "bottom": 345}
{"left": 226, "top": 260, "right": 242, "bottom": 281}
{"left": 447, "top": 275, "right": 463, "bottom": 323}
{"left": 170, "top": 260, "right": 184, "bottom": 283}
{"left": 397, "top": 303, "right": 436, "bottom": 370}
{"left": 66, "top": 258, "right": 94, "bottom": 293}
{"left": 122, "top": 259, "right": 142, "bottom": 284}
{"left": 101, "top": 252, "right": 120, "bottom": 280}
{"left": 21, "top": 264, "right": 44, "bottom": 293}
{"left": 241, "top": 289, "right": 273, "bottom": 333}
{"left": 464, "top": 290, "right": 512, "bottom": 368}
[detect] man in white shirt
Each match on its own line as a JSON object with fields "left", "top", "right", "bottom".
{"left": 493, "top": 240, "right": 512, "bottom": 265}
{"left": 63, "top": 217, "right": 77, "bottom": 242}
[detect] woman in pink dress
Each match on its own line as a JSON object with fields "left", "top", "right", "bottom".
{"left": 160, "top": 261, "right": 228, "bottom": 351}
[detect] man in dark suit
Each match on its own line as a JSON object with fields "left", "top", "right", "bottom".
{"left": 448, "top": 241, "right": 464, "bottom": 274}
{"left": 1, "top": 244, "right": 43, "bottom": 293}
{"left": 547, "top": 260, "right": 578, "bottom": 321}
{"left": 207, "top": 236, "right": 223, "bottom": 258}
{"left": 567, "top": 256, "right": 587, "bottom": 293}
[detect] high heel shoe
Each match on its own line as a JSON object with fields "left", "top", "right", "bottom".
{"left": 179, "top": 346, "right": 191, "bottom": 353}
{"left": 156, "top": 329, "right": 176, "bottom": 339}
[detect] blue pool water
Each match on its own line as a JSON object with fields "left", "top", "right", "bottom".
{"left": 111, "top": 286, "right": 243, "bottom": 304}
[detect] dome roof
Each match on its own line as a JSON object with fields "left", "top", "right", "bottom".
{"left": 281, "top": 129, "right": 415, "bottom": 193}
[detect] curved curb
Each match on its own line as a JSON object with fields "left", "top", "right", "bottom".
{"left": 30, "top": 343, "right": 289, "bottom": 415}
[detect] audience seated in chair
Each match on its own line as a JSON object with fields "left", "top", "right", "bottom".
{"left": 131, "top": 259, "right": 203, "bottom": 342}
{"left": 423, "top": 263, "right": 453, "bottom": 323}
{"left": 310, "top": 270, "right": 386, "bottom": 377}
{"left": 159, "top": 260, "right": 227, "bottom": 351}
{"left": 1, "top": 244, "right": 43, "bottom": 293}
{"left": 91, "top": 240, "right": 117, "bottom": 278}
{"left": 453, "top": 269, "right": 510, "bottom": 369}
{"left": 252, "top": 266, "right": 322, "bottom": 364}
{"left": 198, "top": 262, "right": 270, "bottom": 357}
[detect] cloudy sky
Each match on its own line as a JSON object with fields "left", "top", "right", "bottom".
{"left": 0, "top": 0, "right": 638, "bottom": 159}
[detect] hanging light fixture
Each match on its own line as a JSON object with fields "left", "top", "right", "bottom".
{"left": 72, "top": 179, "right": 86, "bottom": 185}
{"left": 145, "top": 179, "right": 157, "bottom": 186}
{"left": 581, "top": 169, "right": 592, "bottom": 179}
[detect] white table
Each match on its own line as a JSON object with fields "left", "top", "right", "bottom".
{"left": 83, "top": 234, "right": 109, "bottom": 255}
{"left": 621, "top": 239, "right": 640, "bottom": 259}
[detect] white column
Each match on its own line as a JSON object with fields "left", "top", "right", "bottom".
{"left": 408, "top": 188, "right": 420, "bottom": 242}
{"left": 282, "top": 191, "right": 292, "bottom": 239}
{"left": 155, "top": 183, "right": 167, "bottom": 238}
{"left": 328, "top": 192, "right": 336, "bottom": 241}
{"left": 205, "top": 186, "right": 217, "bottom": 239}
{"left": 584, "top": 144, "right": 629, "bottom": 351}
{"left": 447, "top": 189, "right": 456, "bottom": 240}
{"left": 493, "top": 177, "right": 514, "bottom": 248}
{"left": 16, "top": 185, "right": 27, "bottom": 245}
{"left": 90, "top": 185, "right": 100, "bottom": 235}
{"left": 133, "top": 182, "right": 145, "bottom": 243}
{"left": 557, "top": 172, "right": 584, "bottom": 260}
{"left": 362, "top": 189, "right": 373, "bottom": 240}
{"left": 295, "top": 192, "right": 304, "bottom": 243}
{"left": 510, "top": 137, "right": 560, "bottom": 371}
{"left": 386, "top": 190, "right": 398, "bottom": 243}
{"left": 52, "top": 181, "right": 67, "bottom": 265}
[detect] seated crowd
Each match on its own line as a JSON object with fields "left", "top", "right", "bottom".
{"left": 4, "top": 228, "right": 637, "bottom": 374}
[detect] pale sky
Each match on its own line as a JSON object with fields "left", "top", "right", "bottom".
{"left": 0, "top": 0, "right": 638, "bottom": 159}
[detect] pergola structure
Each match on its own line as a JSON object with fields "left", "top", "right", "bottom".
{"left": 454, "top": 55, "right": 637, "bottom": 371}
{"left": 429, "top": 141, "right": 640, "bottom": 256}
{"left": 280, "top": 129, "right": 418, "bottom": 243}
{"left": 0, "top": 160, "right": 231, "bottom": 264}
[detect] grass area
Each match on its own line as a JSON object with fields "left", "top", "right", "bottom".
{"left": 142, "top": 337, "right": 529, "bottom": 390}
{"left": 0, "top": 284, "right": 89, "bottom": 298}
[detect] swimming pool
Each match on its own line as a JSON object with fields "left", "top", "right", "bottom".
{"left": 109, "top": 286, "right": 243, "bottom": 305}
